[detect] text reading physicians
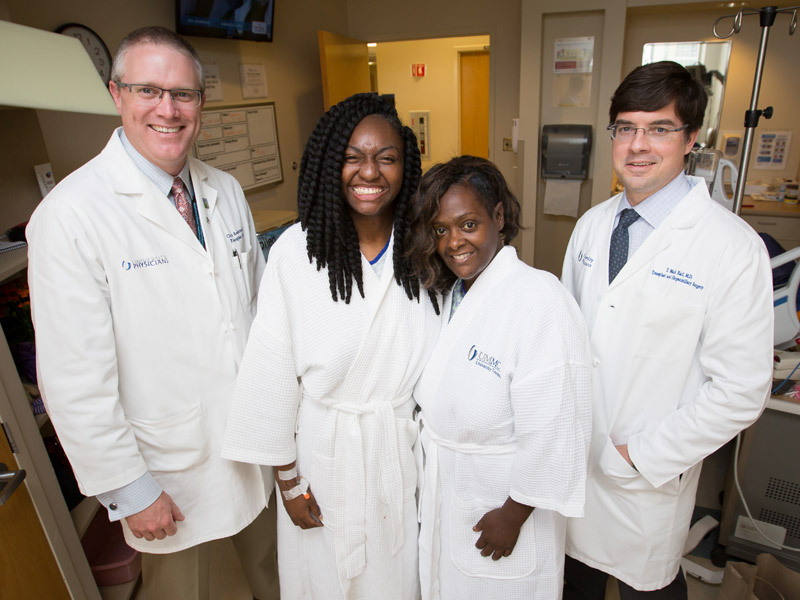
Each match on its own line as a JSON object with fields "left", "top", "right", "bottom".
{"left": 27, "top": 27, "right": 278, "bottom": 600}
{"left": 407, "top": 156, "right": 592, "bottom": 599}
{"left": 562, "top": 61, "right": 773, "bottom": 599}
{"left": 222, "top": 93, "right": 442, "bottom": 599}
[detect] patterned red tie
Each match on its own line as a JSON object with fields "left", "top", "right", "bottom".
{"left": 171, "top": 177, "right": 199, "bottom": 239}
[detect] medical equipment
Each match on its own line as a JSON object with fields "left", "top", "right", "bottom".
{"left": 686, "top": 148, "right": 738, "bottom": 211}
{"left": 713, "top": 5, "right": 799, "bottom": 215}
{"left": 772, "top": 246, "right": 800, "bottom": 349}
{"left": 711, "top": 159, "right": 738, "bottom": 212}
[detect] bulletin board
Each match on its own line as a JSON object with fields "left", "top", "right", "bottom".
{"left": 193, "top": 102, "right": 283, "bottom": 191}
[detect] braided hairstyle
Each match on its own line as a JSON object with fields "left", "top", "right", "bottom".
{"left": 298, "top": 93, "right": 424, "bottom": 305}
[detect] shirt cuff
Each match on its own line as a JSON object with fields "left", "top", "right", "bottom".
{"left": 96, "top": 472, "right": 162, "bottom": 521}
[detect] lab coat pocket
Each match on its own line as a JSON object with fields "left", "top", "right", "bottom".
{"left": 128, "top": 404, "right": 210, "bottom": 474}
{"left": 448, "top": 497, "right": 536, "bottom": 579}
{"left": 230, "top": 247, "right": 254, "bottom": 306}
{"left": 598, "top": 436, "right": 645, "bottom": 490}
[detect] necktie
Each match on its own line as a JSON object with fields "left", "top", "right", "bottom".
{"left": 608, "top": 208, "right": 640, "bottom": 283}
{"left": 171, "top": 177, "right": 199, "bottom": 239}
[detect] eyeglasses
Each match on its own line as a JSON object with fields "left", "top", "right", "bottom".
{"left": 115, "top": 82, "right": 203, "bottom": 107}
{"left": 607, "top": 123, "right": 689, "bottom": 141}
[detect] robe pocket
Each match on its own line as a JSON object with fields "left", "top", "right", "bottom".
{"left": 307, "top": 453, "right": 336, "bottom": 514}
{"left": 399, "top": 417, "right": 418, "bottom": 502}
{"left": 448, "top": 497, "right": 536, "bottom": 580}
{"left": 128, "top": 404, "right": 210, "bottom": 474}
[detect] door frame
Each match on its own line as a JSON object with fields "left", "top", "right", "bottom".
{"left": 0, "top": 328, "right": 100, "bottom": 599}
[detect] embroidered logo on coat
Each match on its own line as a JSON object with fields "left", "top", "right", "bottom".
{"left": 577, "top": 251, "right": 594, "bottom": 268}
{"left": 121, "top": 255, "right": 170, "bottom": 271}
{"left": 468, "top": 344, "right": 502, "bottom": 379}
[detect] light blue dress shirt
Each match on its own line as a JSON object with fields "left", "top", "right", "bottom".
{"left": 614, "top": 172, "right": 692, "bottom": 261}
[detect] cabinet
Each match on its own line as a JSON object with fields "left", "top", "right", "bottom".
{"left": 0, "top": 247, "right": 139, "bottom": 600}
{"left": 741, "top": 200, "right": 800, "bottom": 250}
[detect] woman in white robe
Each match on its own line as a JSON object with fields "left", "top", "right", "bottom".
{"left": 407, "top": 156, "right": 592, "bottom": 599}
{"left": 222, "top": 94, "right": 442, "bottom": 599}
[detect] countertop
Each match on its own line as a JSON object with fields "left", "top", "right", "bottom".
{"left": 741, "top": 198, "right": 800, "bottom": 218}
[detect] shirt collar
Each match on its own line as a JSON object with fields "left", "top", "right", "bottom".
{"left": 118, "top": 129, "right": 193, "bottom": 198}
{"left": 618, "top": 172, "right": 691, "bottom": 229}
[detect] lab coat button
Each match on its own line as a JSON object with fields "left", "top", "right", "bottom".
{"left": 230, "top": 322, "right": 236, "bottom": 330}
{"left": 109, "top": 502, "right": 118, "bottom": 511}
{"left": 592, "top": 358, "right": 600, "bottom": 367}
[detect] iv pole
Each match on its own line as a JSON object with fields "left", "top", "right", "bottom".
{"left": 713, "top": 5, "right": 798, "bottom": 216}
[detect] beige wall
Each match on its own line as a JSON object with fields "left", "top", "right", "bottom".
{"left": 375, "top": 35, "right": 490, "bottom": 171}
{"left": 2, "top": 0, "right": 349, "bottom": 215}
{"left": 347, "top": 0, "right": 523, "bottom": 208}
{"left": 520, "top": 0, "right": 800, "bottom": 271}
{"left": 624, "top": 4, "right": 800, "bottom": 185}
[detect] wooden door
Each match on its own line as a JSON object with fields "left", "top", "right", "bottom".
{"left": 318, "top": 31, "right": 371, "bottom": 111}
{"left": 0, "top": 424, "right": 70, "bottom": 599}
{"left": 460, "top": 50, "right": 490, "bottom": 158}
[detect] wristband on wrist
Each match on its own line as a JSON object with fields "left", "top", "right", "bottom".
{"left": 281, "top": 476, "right": 310, "bottom": 501}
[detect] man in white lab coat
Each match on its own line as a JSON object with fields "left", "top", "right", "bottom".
{"left": 27, "top": 26, "right": 277, "bottom": 600}
{"left": 561, "top": 61, "right": 774, "bottom": 598}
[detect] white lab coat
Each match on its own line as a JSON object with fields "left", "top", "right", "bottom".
{"left": 414, "top": 246, "right": 592, "bottom": 600}
{"left": 561, "top": 177, "right": 773, "bottom": 590}
{"left": 27, "top": 129, "right": 267, "bottom": 554}
{"left": 222, "top": 223, "right": 442, "bottom": 599}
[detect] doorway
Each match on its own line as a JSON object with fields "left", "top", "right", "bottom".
{"left": 459, "top": 50, "right": 490, "bottom": 158}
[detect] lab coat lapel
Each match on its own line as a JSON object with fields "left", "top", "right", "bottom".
{"left": 606, "top": 180, "right": 708, "bottom": 290}
{"left": 189, "top": 164, "right": 219, "bottom": 258}
{"left": 101, "top": 136, "right": 207, "bottom": 257}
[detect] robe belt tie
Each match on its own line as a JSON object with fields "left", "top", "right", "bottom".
{"left": 331, "top": 395, "right": 410, "bottom": 593}
{"left": 415, "top": 413, "right": 516, "bottom": 600}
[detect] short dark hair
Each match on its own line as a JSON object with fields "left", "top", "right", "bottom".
{"left": 407, "top": 155, "right": 521, "bottom": 301}
{"left": 112, "top": 26, "right": 204, "bottom": 91}
{"left": 298, "top": 92, "right": 424, "bottom": 305}
{"left": 609, "top": 61, "right": 708, "bottom": 134}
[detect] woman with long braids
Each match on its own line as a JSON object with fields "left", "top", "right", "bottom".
{"left": 223, "top": 93, "right": 442, "bottom": 599}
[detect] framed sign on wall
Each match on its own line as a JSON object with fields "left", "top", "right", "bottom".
{"left": 194, "top": 102, "right": 283, "bottom": 191}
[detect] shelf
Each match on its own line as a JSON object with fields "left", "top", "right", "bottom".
{"left": 0, "top": 245, "right": 27, "bottom": 282}
{"left": 71, "top": 496, "right": 101, "bottom": 539}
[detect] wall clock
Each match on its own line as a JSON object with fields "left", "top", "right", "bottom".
{"left": 55, "top": 23, "right": 113, "bottom": 85}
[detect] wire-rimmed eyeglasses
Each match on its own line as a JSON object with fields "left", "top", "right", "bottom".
{"left": 115, "top": 82, "right": 203, "bottom": 107}
{"left": 607, "top": 123, "right": 689, "bottom": 141}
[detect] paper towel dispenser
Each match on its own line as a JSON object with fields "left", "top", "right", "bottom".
{"left": 541, "top": 124, "right": 592, "bottom": 180}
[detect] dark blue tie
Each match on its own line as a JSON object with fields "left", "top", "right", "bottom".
{"left": 608, "top": 208, "right": 640, "bottom": 283}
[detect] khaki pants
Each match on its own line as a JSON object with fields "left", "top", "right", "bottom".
{"left": 141, "top": 497, "right": 278, "bottom": 600}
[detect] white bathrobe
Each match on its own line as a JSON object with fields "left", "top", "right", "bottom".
{"left": 414, "top": 246, "right": 592, "bottom": 600}
{"left": 222, "top": 223, "right": 442, "bottom": 599}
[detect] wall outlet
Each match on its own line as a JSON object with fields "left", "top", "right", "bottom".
{"left": 502, "top": 138, "right": 513, "bottom": 152}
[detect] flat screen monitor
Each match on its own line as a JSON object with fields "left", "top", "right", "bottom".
{"left": 176, "top": 0, "right": 274, "bottom": 42}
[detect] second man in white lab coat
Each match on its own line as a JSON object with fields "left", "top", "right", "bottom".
{"left": 561, "top": 61, "right": 773, "bottom": 599}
